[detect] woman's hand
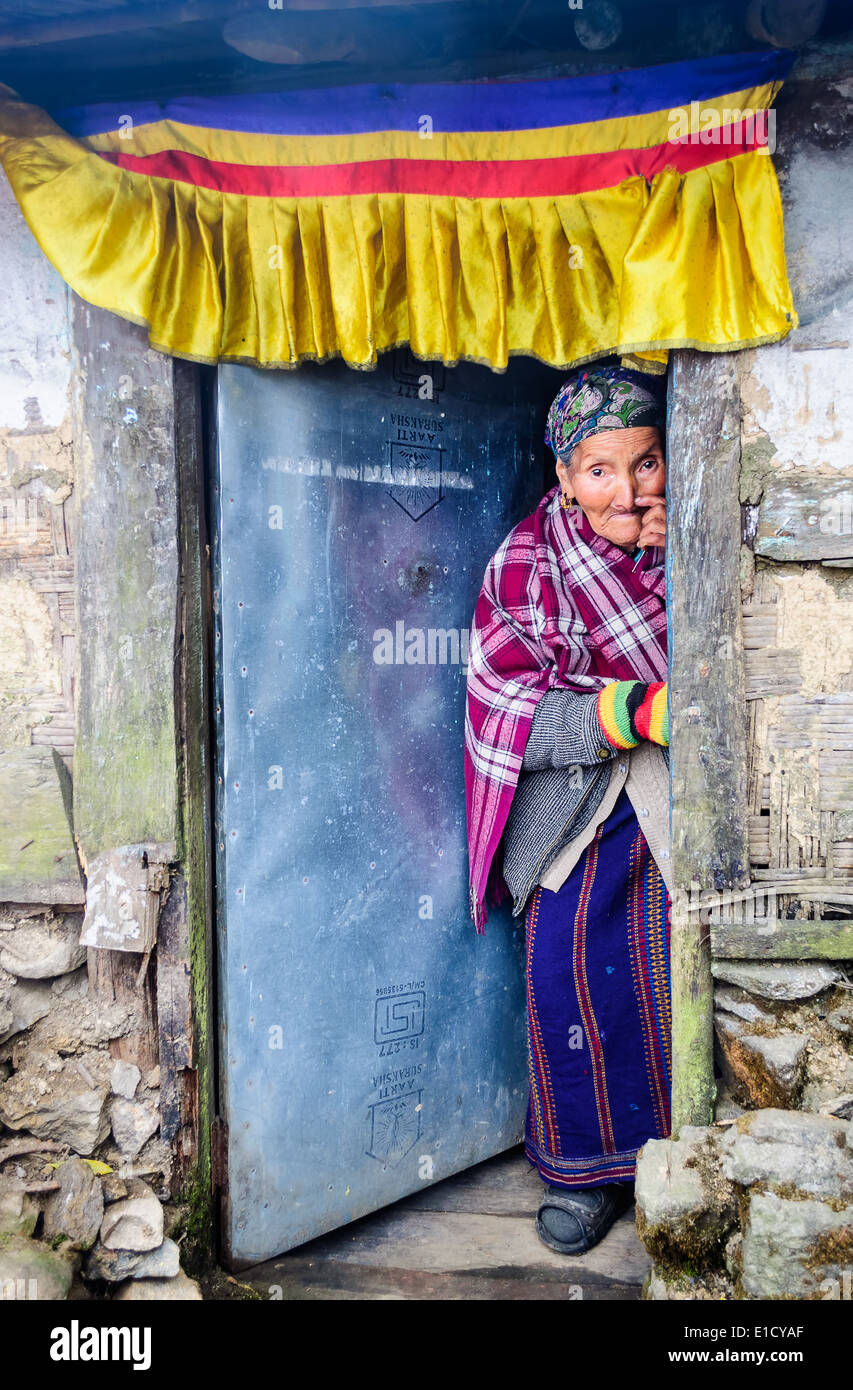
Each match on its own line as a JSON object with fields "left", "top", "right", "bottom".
{"left": 635, "top": 492, "right": 666, "bottom": 549}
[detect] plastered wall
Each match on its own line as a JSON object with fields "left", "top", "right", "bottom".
{"left": 0, "top": 173, "right": 75, "bottom": 767}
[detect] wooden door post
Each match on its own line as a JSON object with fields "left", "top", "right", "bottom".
{"left": 666, "top": 350, "right": 751, "bottom": 1132}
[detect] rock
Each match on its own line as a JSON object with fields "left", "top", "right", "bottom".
{"left": 721, "top": 1108, "right": 853, "bottom": 1200}
{"left": 711, "top": 962, "right": 840, "bottom": 1001}
{"left": 826, "top": 1006, "right": 853, "bottom": 1037}
{"left": 741, "top": 1190, "right": 853, "bottom": 1298}
{"left": 133, "top": 1238, "right": 180, "bottom": 1279}
{"left": 11, "top": 990, "right": 132, "bottom": 1060}
{"left": 0, "top": 1054, "right": 110, "bottom": 1154}
{"left": 112, "top": 1269, "right": 202, "bottom": 1301}
{"left": 715, "top": 1014, "right": 807, "bottom": 1108}
{"left": 635, "top": 1127, "right": 737, "bottom": 1262}
{"left": 110, "top": 1061, "right": 140, "bottom": 1100}
{"left": 819, "top": 1094, "right": 853, "bottom": 1122}
{"left": 110, "top": 1099, "right": 159, "bottom": 1157}
{"left": 713, "top": 1082, "right": 746, "bottom": 1123}
{"left": 0, "top": 915, "right": 86, "bottom": 980}
{"left": 724, "top": 1230, "right": 743, "bottom": 1281}
{"left": 101, "top": 1174, "right": 129, "bottom": 1204}
{"left": 42, "top": 1158, "right": 104, "bottom": 1251}
{"left": 742, "top": 1033, "right": 807, "bottom": 1104}
{"left": 645, "top": 1265, "right": 735, "bottom": 1300}
{"left": 0, "top": 974, "right": 52, "bottom": 1043}
{"left": 100, "top": 1191, "right": 164, "bottom": 1252}
{"left": 800, "top": 1053, "right": 853, "bottom": 1114}
{"left": 50, "top": 968, "right": 89, "bottom": 1002}
{"left": 145, "top": 1066, "right": 160, "bottom": 1090}
{"left": 85, "top": 1236, "right": 181, "bottom": 1283}
{"left": 0, "top": 1234, "right": 74, "bottom": 1300}
{"left": 714, "top": 985, "right": 775, "bottom": 1025}
{"left": 125, "top": 1177, "right": 158, "bottom": 1198}
{"left": 0, "top": 1188, "right": 39, "bottom": 1238}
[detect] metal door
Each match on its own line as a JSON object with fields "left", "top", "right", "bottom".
{"left": 212, "top": 349, "right": 555, "bottom": 1265}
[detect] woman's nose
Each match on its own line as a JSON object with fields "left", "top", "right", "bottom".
{"left": 612, "top": 478, "right": 635, "bottom": 509}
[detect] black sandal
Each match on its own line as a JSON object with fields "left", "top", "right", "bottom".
{"left": 535, "top": 1181, "right": 633, "bottom": 1255}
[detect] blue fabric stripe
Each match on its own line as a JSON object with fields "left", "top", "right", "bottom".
{"left": 54, "top": 48, "right": 794, "bottom": 139}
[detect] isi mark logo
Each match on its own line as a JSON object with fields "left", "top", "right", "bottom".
{"left": 385, "top": 440, "right": 443, "bottom": 521}
{"left": 366, "top": 987, "right": 426, "bottom": 1167}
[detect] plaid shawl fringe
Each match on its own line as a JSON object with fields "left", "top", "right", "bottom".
{"left": 465, "top": 483, "right": 667, "bottom": 932}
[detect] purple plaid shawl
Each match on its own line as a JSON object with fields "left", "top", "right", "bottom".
{"left": 464, "top": 483, "right": 667, "bottom": 932}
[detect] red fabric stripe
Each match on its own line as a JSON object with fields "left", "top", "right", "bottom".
{"left": 100, "top": 116, "right": 770, "bottom": 197}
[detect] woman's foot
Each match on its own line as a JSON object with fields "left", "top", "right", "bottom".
{"left": 535, "top": 1181, "right": 633, "bottom": 1255}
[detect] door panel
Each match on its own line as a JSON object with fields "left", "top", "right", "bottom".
{"left": 212, "top": 350, "right": 553, "bottom": 1264}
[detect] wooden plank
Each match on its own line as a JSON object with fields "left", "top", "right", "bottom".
{"left": 167, "top": 357, "right": 215, "bottom": 1221}
{"left": 244, "top": 1258, "right": 641, "bottom": 1301}
{"left": 79, "top": 843, "right": 172, "bottom": 951}
{"left": 156, "top": 867, "right": 194, "bottom": 1146}
{"left": 242, "top": 1209, "right": 648, "bottom": 1289}
{"left": 666, "top": 351, "right": 750, "bottom": 1130}
{"left": 87, "top": 943, "right": 159, "bottom": 1073}
{"left": 710, "top": 919, "right": 853, "bottom": 959}
{"left": 668, "top": 353, "right": 751, "bottom": 891}
{"left": 755, "top": 475, "right": 853, "bottom": 562}
{"left": 235, "top": 1150, "right": 650, "bottom": 1294}
{"left": 71, "top": 299, "right": 179, "bottom": 863}
{"left": 0, "top": 746, "right": 83, "bottom": 904}
{"left": 399, "top": 1146, "right": 543, "bottom": 1217}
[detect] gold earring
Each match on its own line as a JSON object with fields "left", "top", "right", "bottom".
{"left": 560, "top": 492, "right": 574, "bottom": 511}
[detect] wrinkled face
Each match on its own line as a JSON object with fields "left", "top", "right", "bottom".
{"left": 556, "top": 425, "right": 665, "bottom": 549}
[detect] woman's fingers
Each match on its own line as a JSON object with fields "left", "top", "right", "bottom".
{"left": 638, "top": 516, "right": 666, "bottom": 547}
{"left": 636, "top": 495, "right": 666, "bottom": 547}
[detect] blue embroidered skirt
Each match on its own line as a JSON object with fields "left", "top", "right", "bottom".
{"left": 524, "top": 785, "right": 672, "bottom": 1189}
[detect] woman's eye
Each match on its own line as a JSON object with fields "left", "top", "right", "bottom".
{"left": 591, "top": 467, "right": 603, "bottom": 476}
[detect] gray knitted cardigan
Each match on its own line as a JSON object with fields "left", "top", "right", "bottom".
{"left": 501, "top": 687, "right": 670, "bottom": 918}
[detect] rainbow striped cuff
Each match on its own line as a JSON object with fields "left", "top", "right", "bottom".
{"left": 596, "top": 680, "right": 669, "bottom": 749}
{"left": 597, "top": 681, "right": 643, "bottom": 749}
{"left": 635, "top": 681, "right": 669, "bottom": 746}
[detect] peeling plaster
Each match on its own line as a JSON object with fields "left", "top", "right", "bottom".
{"left": 0, "top": 174, "right": 71, "bottom": 432}
{"left": 737, "top": 303, "right": 853, "bottom": 475}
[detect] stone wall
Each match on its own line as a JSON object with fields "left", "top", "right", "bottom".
{"left": 636, "top": 45, "right": 853, "bottom": 1300}
{"left": 0, "top": 172, "right": 201, "bottom": 1301}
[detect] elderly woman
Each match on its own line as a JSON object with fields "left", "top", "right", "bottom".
{"left": 464, "top": 363, "right": 672, "bottom": 1256}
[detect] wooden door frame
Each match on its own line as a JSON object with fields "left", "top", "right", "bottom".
{"left": 666, "top": 350, "right": 750, "bottom": 1130}
{"left": 666, "top": 347, "right": 853, "bottom": 1133}
{"left": 71, "top": 301, "right": 216, "bottom": 1262}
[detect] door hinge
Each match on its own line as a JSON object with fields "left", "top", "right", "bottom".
{"left": 211, "top": 1115, "right": 229, "bottom": 1193}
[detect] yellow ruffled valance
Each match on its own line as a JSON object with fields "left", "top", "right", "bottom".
{"left": 0, "top": 65, "right": 798, "bottom": 371}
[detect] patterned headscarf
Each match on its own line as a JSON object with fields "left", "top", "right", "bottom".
{"left": 545, "top": 365, "right": 665, "bottom": 462}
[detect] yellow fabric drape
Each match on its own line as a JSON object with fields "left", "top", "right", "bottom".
{"left": 0, "top": 87, "right": 797, "bottom": 372}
